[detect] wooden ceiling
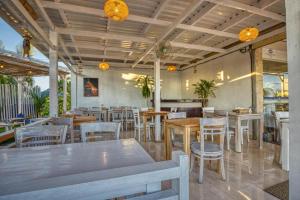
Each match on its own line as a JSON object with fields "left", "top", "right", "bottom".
{"left": 0, "top": 0, "right": 286, "bottom": 72}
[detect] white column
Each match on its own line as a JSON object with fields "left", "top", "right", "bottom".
{"left": 49, "top": 31, "right": 58, "bottom": 117}
{"left": 154, "top": 58, "right": 161, "bottom": 141}
{"left": 286, "top": 0, "right": 300, "bottom": 198}
{"left": 17, "top": 77, "right": 23, "bottom": 114}
{"left": 62, "top": 75, "right": 67, "bottom": 113}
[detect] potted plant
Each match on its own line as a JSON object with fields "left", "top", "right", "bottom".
{"left": 135, "top": 75, "right": 154, "bottom": 106}
{"left": 193, "top": 79, "right": 217, "bottom": 107}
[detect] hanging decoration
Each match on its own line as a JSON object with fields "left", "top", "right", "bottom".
{"left": 167, "top": 65, "right": 176, "bottom": 72}
{"left": 23, "top": 35, "right": 32, "bottom": 58}
{"left": 239, "top": 27, "right": 259, "bottom": 42}
{"left": 99, "top": 62, "right": 110, "bottom": 71}
{"left": 104, "top": 0, "right": 129, "bottom": 21}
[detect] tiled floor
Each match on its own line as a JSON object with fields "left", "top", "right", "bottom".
{"left": 121, "top": 131, "right": 288, "bottom": 200}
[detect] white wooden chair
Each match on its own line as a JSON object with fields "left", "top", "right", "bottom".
{"left": 111, "top": 109, "right": 124, "bottom": 131}
{"left": 124, "top": 107, "right": 134, "bottom": 131}
{"left": 215, "top": 110, "right": 235, "bottom": 150}
{"left": 202, "top": 107, "right": 215, "bottom": 118}
{"left": 190, "top": 118, "right": 226, "bottom": 183}
{"left": 80, "top": 122, "right": 121, "bottom": 142}
{"left": 167, "top": 112, "right": 187, "bottom": 147}
{"left": 15, "top": 125, "right": 68, "bottom": 148}
{"left": 49, "top": 117, "right": 74, "bottom": 143}
{"left": 273, "top": 111, "right": 289, "bottom": 143}
{"left": 132, "top": 109, "right": 151, "bottom": 141}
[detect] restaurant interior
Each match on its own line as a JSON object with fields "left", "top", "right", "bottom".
{"left": 0, "top": 0, "right": 299, "bottom": 199}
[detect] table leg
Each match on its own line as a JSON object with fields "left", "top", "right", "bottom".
{"left": 235, "top": 117, "right": 242, "bottom": 153}
{"left": 143, "top": 115, "right": 147, "bottom": 142}
{"left": 259, "top": 117, "right": 264, "bottom": 149}
{"left": 183, "top": 128, "right": 191, "bottom": 156}
{"left": 165, "top": 126, "right": 172, "bottom": 160}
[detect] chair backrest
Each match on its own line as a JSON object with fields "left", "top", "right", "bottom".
{"left": 132, "top": 108, "right": 141, "bottom": 127}
{"left": 274, "top": 111, "right": 289, "bottom": 128}
{"left": 125, "top": 108, "right": 133, "bottom": 120}
{"left": 140, "top": 107, "right": 149, "bottom": 112}
{"left": 202, "top": 107, "right": 215, "bottom": 118}
{"left": 80, "top": 122, "right": 121, "bottom": 142}
{"left": 15, "top": 125, "right": 68, "bottom": 148}
{"left": 199, "top": 117, "right": 226, "bottom": 151}
{"left": 50, "top": 117, "right": 74, "bottom": 142}
{"left": 170, "top": 107, "right": 178, "bottom": 112}
{"left": 111, "top": 109, "right": 124, "bottom": 121}
{"left": 167, "top": 112, "right": 187, "bottom": 119}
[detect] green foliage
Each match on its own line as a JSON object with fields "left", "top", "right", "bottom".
{"left": 135, "top": 75, "right": 154, "bottom": 99}
{"left": 193, "top": 80, "right": 217, "bottom": 107}
{"left": 0, "top": 75, "right": 17, "bottom": 85}
{"left": 30, "top": 86, "right": 47, "bottom": 118}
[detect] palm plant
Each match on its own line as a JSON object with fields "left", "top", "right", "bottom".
{"left": 135, "top": 75, "right": 154, "bottom": 106}
{"left": 30, "top": 88, "right": 47, "bottom": 118}
{"left": 193, "top": 79, "right": 217, "bottom": 107}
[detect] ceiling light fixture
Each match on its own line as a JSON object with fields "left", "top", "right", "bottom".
{"left": 167, "top": 65, "right": 176, "bottom": 72}
{"left": 99, "top": 62, "right": 110, "bottom": 71}
{"left": 239, "top": 27, "right": 259, "bottom": 42}
{"left": 104, "top": 0, "right": 129, "bottom": 21}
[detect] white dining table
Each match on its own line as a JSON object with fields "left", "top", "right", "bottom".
{"left": 0, "top": 139, "right": 156, "bottom": 199}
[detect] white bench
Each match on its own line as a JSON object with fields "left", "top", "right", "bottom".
{"left": 0, "top": 151, "right": 189, "bottom": 200}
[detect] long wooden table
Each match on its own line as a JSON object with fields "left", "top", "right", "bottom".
{"left": 0, "top": 139, "right": 155, "bottom": 199}
{"left": 141, "top": 111, "right": 168, "bottom": 142}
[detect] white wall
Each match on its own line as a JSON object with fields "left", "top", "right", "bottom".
{"left": 71, "top": 67, "right": 182, "bottom": 108}
{"left": 181, "top": 51, "right": 252, "bottom": 110}
{"left": 71, "top": 51, "right": 252, "bottom": 110}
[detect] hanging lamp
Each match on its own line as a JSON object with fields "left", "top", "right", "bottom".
{"left": 239, "top": 27, "right": 259, "bottom": 42}
{"left": 104, "top": 0, "right": 129, "bottom": 21}
{"left": 167, "top": 65, "right": 176, "bottom": 72}
{"left": 99, "top": 62, "right": 110, "bottom": 71}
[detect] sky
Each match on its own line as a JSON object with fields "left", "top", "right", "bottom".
{"left": 0, "top": 18, "right": 50, "bottom": 91}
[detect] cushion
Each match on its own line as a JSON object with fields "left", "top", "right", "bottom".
{"left": 191, "top": 142, "right": 221, "bottom": 155}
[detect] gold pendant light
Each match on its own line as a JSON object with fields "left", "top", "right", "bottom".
{"left": 167, "top": 65, "right": 177, "bottom": 72}
{"left": 104, "top": 0, "right": 129, "bottom": 21}
{"left": 99, "top": 62, "right": 110, "bottom": 71}
{"left": 239, "top": 27, "right": 259, "bottom": 42}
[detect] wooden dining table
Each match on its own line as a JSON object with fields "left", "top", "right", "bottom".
{"left": 72, "top": 115, "right": 97, "bottom": 127}
{"left": 165, "top": 118, "right": 194, "bottom": 159}
{"left": 164, "top": 117, "right": 223, "bottom": 160}
{"left": 141, "top": 111, "right": 168, "bottom": 142}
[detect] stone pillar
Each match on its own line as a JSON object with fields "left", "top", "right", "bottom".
{"left": 285, "top": 0, "right": 300, "bottom": 198}
{"left": 62, "top": 75, "right": 67, "bottom": 113}
{"left": 49, "top": 31, "right": 58, "bottom": 117}
{"left": 154, "top": 58, "right": 161, "bottom": 141}
{"left": 251, "top": 48, "right": 264, "bottom": 139}
{"left": 17, "top": 77, "right": 23, "bottom": 114}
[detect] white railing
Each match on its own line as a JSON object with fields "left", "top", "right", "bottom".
{"left": 0, "top": 84, "right": 36, "bottom": 121}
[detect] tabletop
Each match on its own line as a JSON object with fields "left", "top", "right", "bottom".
{"left": 141, "top": 111, "right": 169, "bottom": 116}
{"left": 165, "top": 117, "right": 200, "bottom": 128}
{"left": 0, "top": 139, "right": 154, "bottom": 196}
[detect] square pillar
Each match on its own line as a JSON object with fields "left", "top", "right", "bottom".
{"left": 49, "top": 31, "right": 58, "bottom": 117}
{"left": 17, "top": 77, "right": 23, "bottom": 114}
{"left": 286, "top": 0, "right": 300, "bottom": 198}
{"left": 154, "top": 58, "right": 161, "bottom": 141}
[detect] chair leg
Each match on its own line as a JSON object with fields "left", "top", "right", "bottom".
{"left": 247, "top": 130, "right": 250, "bottom": 142}
{"left": 138, "top": 128, "right": 141, "bottom": 141}
{"left": 241, "top": 128, "right": 244, "bottom": 145}
{"left": 199, "top": 156, "right": 204, "bottom": 184}
{"left": 220, "top": 157, "right": 226, "bottom": 181}
{"left": 227, "top": 131, "right": 230, "bottom": 151}
{"left": 190, "top": 153, "right": 194, "bottom": 173}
